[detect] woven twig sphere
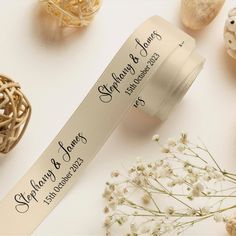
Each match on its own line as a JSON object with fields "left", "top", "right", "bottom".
{"left": 40, "top": 0, "right": 101, "bottom": 27}
{"left": 0, "top": 75, "right": 31, "bottom": 154}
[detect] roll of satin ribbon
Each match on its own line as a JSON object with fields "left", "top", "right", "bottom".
{"left": 0, "top": 16, "right": 204, "bottom": 235}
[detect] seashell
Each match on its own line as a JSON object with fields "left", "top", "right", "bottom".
{"left": 224, "top": 8, "right": 236, "bottom": 59}
{"left": 181, "top": 0, "right": 225, "bottom": 30}
{"left": 225, "top": 16, "right": 236, "bottom": 32}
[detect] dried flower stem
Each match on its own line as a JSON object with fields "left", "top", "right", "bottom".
{"left": 103, "top": 133, "right": 236, "bottom": 235}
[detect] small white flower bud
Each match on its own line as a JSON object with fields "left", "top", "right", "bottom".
{"left": 167, "top": 138, "right": 176, "bottom": 147}
{"left": 130, "top": 223, "right": 138, "bottom": 233}
{"left": 111, "top": 170, "right": 120, "bottom": 178}
{"left": 164, "top": 206, "right": 175, "bottom": 216}
{"left": 214, "top": 213, "right": 223, "bottom": 222}
{"left": 152, "top": 134, "right": 160, "bottom": 142}
{"left": 179, "top": 132, "right": 188, "bottom": 144}
{"left": 177, "top": 144, "right": 185, "bottom": 152}
{"left": 161, "top": 146, "right": 170, "bottom": 153}
{"left": 142, "top": 193, "right": 151, "bottom": 205}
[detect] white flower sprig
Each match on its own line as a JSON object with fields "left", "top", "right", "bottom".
{"left": 103, "top": 133, "right": 236, "bottom": 236}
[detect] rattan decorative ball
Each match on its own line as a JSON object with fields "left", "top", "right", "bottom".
{"left": 40, "top": 0, "right": 101, "bottom": 27}
{"left": 224, "top": 7, "right": 236, "bottom": 59}
{"left": 0, "top": 75, "right": 31, "bottom": 154}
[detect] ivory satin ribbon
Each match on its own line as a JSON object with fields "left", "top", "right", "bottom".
{"left": 0, "top": 16, "right": 204, "bottom": 235}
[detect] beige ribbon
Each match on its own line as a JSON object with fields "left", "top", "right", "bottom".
{"left": 0, "top": 16, "right": 204, "bottom": 235}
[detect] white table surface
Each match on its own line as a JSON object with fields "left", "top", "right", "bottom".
{"left": 0, "top": 0, "right": 236, "bottom": 235}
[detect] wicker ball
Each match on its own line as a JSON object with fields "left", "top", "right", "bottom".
{"left": 0, "top": 75, "right": 31, "bottom": 154}
{"left": 224, "top": 8, "right": 236, "bottom": 59}
{"left": 40, "top": 0, "right": 101, "bottom": 27}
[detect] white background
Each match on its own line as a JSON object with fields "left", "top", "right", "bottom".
{"left": 0, "top": 0, "right": 236, "bottom": 235}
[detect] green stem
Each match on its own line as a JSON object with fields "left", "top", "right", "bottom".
{"left": 197, "top": 142, "right": 222, "bottom": 172}
{"left": 186, "top": 145, "right": 208, "bottom": 164}
{"left": 153, "top": 177, "right": 193, "bottom": 210}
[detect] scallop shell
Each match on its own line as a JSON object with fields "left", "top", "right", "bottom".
{"left": 224, "top": 8, "right": 236, "bottom": 59}
{"left": 181, "top": 0, "right": 225, "bottom": 30}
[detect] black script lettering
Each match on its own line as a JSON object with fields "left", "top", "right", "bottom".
{"left": 135, "top": 30, "right": 162, "bottom": 57}
{"left": 98, "top": 83, "right": 120, "bottom": 103}
{"left": 125, "top": 64, "right": 135, "bottom": 75}
{"left": 47, "top": 169, "right": 56, "bottom": 182}
{"left": 78, "top": 133, "right": 87, "bottom": 144}
{"left": 58, "top": 141, "right": 71, "bottom": 162}
{"left": 14, "top": 190, "right": 38, "bottom": 214}
{"left": 129, "top": 54, "right": 139, "bottom": 64}
{"left": 98, "top": 57, "right": 138, "bottom": 103}
{"left": 135, "top": 38, "right": 148, "bottom": 57}
{"left": 58, "top": 133, "right": 87, "bottom": 162}
{"left": 153, "top": 30, "right": 162, "bottom": 40}
{"left": 51, "top": 158, "right": 61, "bottom": 170}
{"left": 134, "top": 97, "right": 145, "bottom": 108}
{"left": 15, "top": 194, "right": 30, "bottom": 213}
{"left": 30, "top": 170, "right": 56, "bottom": 193}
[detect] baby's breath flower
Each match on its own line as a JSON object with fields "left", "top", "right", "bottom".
{"left": 183, "top": 161, "right": 190, "bottom": 168}
{"left": 128, "top": 166, "right": 135, "bottom": 174}
{"left": 132, "top": 175, "right": 147, "bottom": 187}
{"left": 108, "top": 200, "right": 118, "bottom": 210}
{"left": 175, "top": 177, "right": 185, "bottom": 185}
{"left": 108, "top": 183, "right": 116, "bottom": 191}
{"left": 104, "top": 206, "right": 109, "bottom": 214}
{"left": 187, "top": 208, "right": 198, "bottom": 216}
{"left": 130, "top": 223, "right": 138, "bottom": 234}
{"left": 140, "top": 225, "right": 150, "bottom": 234}
{"left": 186, "top": 173, "right": 199, "bottom": 184}
{"left": 106, "top": 231, "right": 111, "bottom": 236}
{"left": 186, "top": 166, "right": 193, "bottom": 174}
{"left": 179, "top": 132, "right": 188, "bottom": 144}
{"left": 187, "top": 195, "right": 193, "bottom": 201}
{"left": 167, "top": 138, "right": 176, "bottom": 147}
{"left": 142, "top": 193, "right": 151, "bottom": 205}
{"left": 156, "top": 159, "right": 164, "bottom": 167}
{"left": 117, "top": 197, "right": 125, "bottom": 205}
{"left": 152, "top": 226, "right": 161, "bottom": 234}
{"left": 104, "top": 216, "right": 112, "bottom": 228}
{"left": 136, "top": 163, "right": 145, "bottom": 172}
{"left": 123, "top": 187, "right": 128, "bottom": 194}
{"left": 163, "top": 223, "right": 174, "bottom": 233}
{"left": 165, "top": 206, "right": 175, "bottom": 216}
{"left": 152, "top": 134, "right": 160, "bottom": 142}
{"left": 116, "top": 216, "right": 127, "bottom": 225}
{"left": 115, "top": 188, "right": 124, "bottom": 198}
{"left": 103, "top": 187, "right": 112, "bottom": 200}
{"left": 224, "top": 216, "right": 230, "bottom": 223}
{"left": 161, "top": 146, "right": 170, "bottom": 153}
{"left": 111, "top": 170, "right": 120, "bottom": 178}
{"left": 167, "top": 181, "right": 176, "bottom": 187}
{"left": 203, "top": 174, "right": 212, "bottom": 182}
{"left": 205, "top": 165, "right": 215, "bottom": 173}
{"left": 151, "top": 220, "right": 162, "bottom": 234}
{"left": 214, "top": 213, "right": 223, "bottom": 222}
{"left": 160, "top": 164, "right": 173, "bottom": 178}
{"left": 213, "top": 171, "right": 224, "bottom": 180}
{"left": 200, "top": 206, "right": 210, "bottom": 215}
{"left": 177, "top": 144, "right": 185, "bottom": 152}
{"left": 191, "top": 182, "right": 204, "bottom": 197}
{"left": 103, "top": 133, "right": 236, "bottom": 235}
